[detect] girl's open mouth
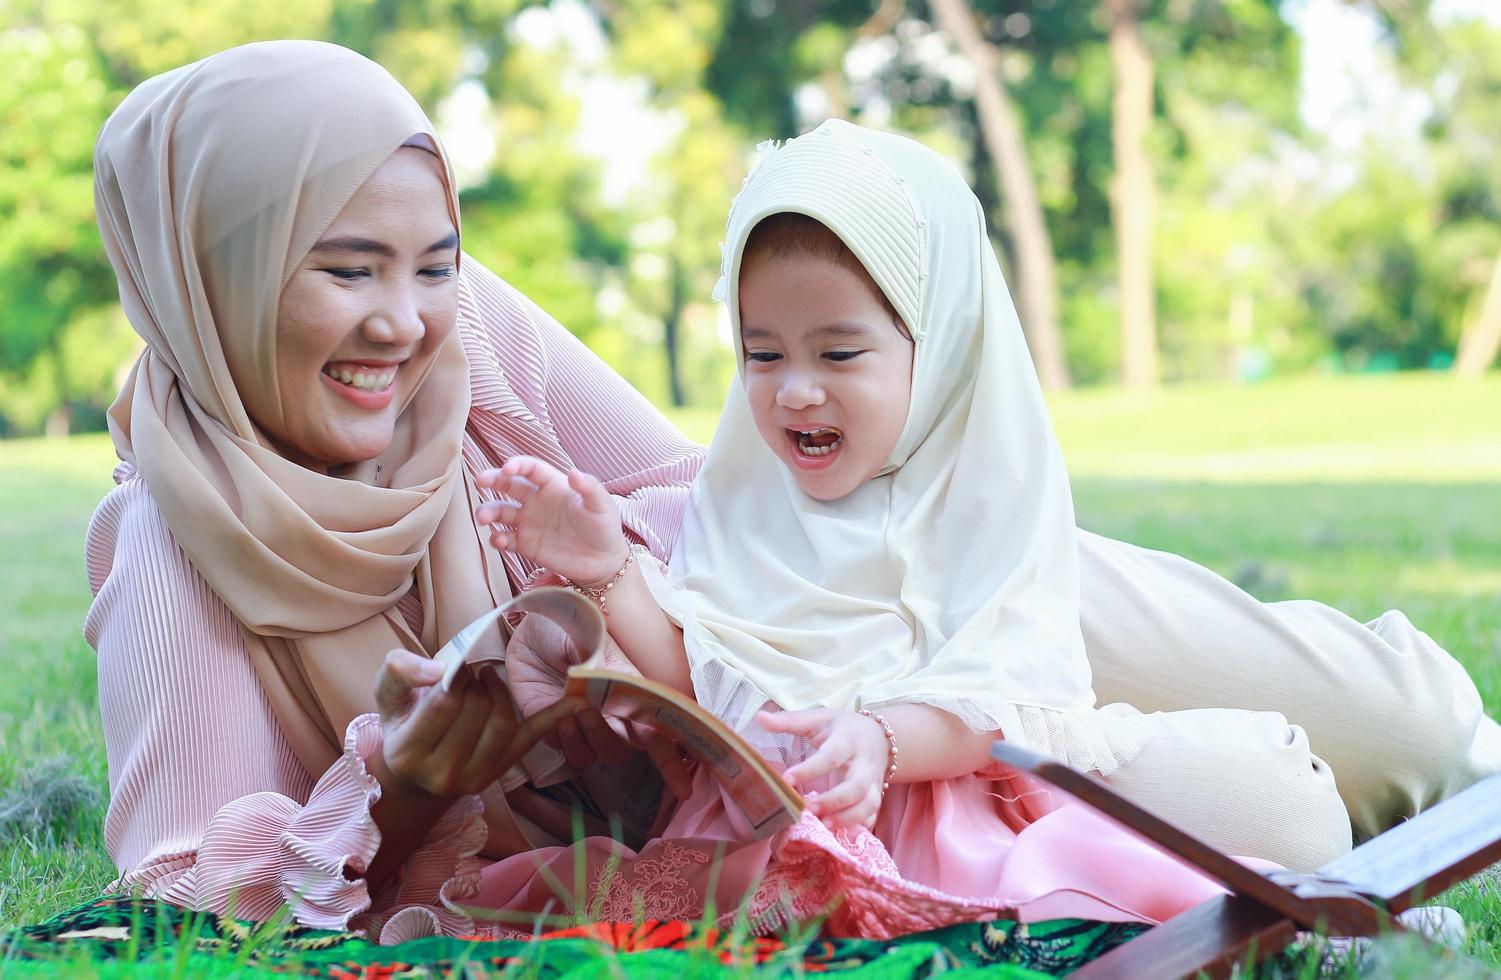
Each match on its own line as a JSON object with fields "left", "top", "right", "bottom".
{"left": 786, "top": 426, "right": 844, "bottom": 470}
{"left": 321, "top": 361, "right": 399, "bottom": 409}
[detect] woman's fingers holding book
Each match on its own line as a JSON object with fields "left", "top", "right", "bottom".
{"left": 576, "top": 708, "right": 634, "bottom": 765}
{"left": 643, "top": 732, "right": 696, "bottom": 800}
{"left": 378, "top": 658, "right": 522, "bottom": 797}
{"left": 464, "top": 669, "right": 525, "bottom": 787}
{"left": 375, "top": 649, "right": 445, "bottom": 715}
{"left": 556, "top": 711, "right": 596, "bottom": 768}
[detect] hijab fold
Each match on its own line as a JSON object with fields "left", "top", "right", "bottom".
{"left": 94, "top": 41, "right": 511, "bottom": 777}
{"left": 647, "top": 120, "right": 1145, "bottom": 774}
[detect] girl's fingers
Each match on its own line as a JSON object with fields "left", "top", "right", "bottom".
{"left": 757, "top": 707, "right": 831, "bottom": 737}
{"left": 474, "top": 499, "right": 521, "bottom": 524}
{"left": 805, "top": 772, "right": 867, "bottom": 814}
{"left": 567, "top": 470, "right": 614, "bottom": 516}
{"left": 820, "top": 785, "right": 881, "bottom": 829}
{"left": 489, "top": 529, "right": 512, "bottom": 551}
{"left": 502, "top": 474, "right": 543, "bottom": 501}
{"left": 783, "top": 737, "right": 848, "bottom": 789}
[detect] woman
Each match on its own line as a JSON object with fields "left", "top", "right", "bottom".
{"left": 86, "top": 40, "right": 1498, "bottom": 942}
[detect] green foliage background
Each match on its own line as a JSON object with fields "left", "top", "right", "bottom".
{"left": 1, "top": 0, "right": 1499, "bottom": 433}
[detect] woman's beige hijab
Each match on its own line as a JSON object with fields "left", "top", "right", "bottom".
{"left": 94, "top": 40, "right": 510, "bottom": 776}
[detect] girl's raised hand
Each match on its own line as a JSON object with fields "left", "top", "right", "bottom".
{"left": 758, "top": 707, "right": 890, "bottom": 830}
{"left": 475, "top": 456, "right": 628, "bottom": 585}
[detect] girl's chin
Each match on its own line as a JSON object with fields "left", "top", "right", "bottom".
{"left": 791, "top": 470, "right": 861, "bottom": 502}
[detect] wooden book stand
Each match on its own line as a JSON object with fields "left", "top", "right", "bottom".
{"left": 989, "top": 742, "right": 1501, "bottom": 979}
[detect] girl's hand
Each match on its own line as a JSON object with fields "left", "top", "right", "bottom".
{"left": 758, "top": 707, "right": 890, "bottom": 829}
{"left": 374, "top": 649, "right": 521, "bottom": 800}
{"left": 474, "top": 457, "right": 628, "bottom": 585}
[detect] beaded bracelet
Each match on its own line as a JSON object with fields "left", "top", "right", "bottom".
{"left": 858, "top": 708, "right": 900, "bottom": 793}
{"left": 568, "top": 543, "right": 649, "bottom": 615}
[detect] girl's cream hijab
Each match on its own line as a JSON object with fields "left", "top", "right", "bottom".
{"left": 94, "top": 40, "right": 509, "bottom": 776}
{"left": 651, "top": 120, "right": 1137, "bottom": 773}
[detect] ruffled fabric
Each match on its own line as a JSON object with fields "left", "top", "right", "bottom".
{"left": 106, "top": 714, "right": 490, "bottom": 943}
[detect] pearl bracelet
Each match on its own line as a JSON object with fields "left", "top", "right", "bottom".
{"left": 568, "top": 543, "right": 648, "bottom": 615}
{"left": 858, "top": 708, "right": 899, "bottom": 793}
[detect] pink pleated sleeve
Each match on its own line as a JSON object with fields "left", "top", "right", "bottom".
{"left": 84, "top": 472, "right": 487, "bottom": 942}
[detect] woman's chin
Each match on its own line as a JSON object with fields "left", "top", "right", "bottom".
{"left": 284, "top": 423, "right": 396, "bottom": 474}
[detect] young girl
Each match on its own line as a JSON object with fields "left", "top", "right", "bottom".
{"left": 473, "top": 119, "right": 1228, "bottom": 934}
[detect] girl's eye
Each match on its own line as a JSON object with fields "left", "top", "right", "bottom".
{"left": 323, "top": 268, "right": 368, "bottom": 282}
{"left": 746, "top": 351, "right": 782, "bottom": 363}
{"left": 420, "top": 265, "right": 456, "bottom": 281}
{"left": 824, "top": 350, "right": 865, "bottom": 362}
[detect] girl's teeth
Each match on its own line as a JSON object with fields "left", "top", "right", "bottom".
{"left": 799, "top": 438, "right": 843, "bottom": 457}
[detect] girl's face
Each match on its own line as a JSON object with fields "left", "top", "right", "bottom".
{"left": 739, "top": 253, "right": 914, "bottom": 501}
{"left": 248, "top": 147, "right": 460, "bottom": 473}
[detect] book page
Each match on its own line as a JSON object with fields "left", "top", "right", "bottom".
{"left": 566, "top": 669, "right": 804, "bottom": 836}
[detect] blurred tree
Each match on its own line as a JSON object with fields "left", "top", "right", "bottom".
{"left": 929, "top": 0, "right": 1071, "bottom": 389}
{"left": 610, "top": 0, "right": 743, "bottom": 407}
{"left": 1103, "top": 0, "right": 1156, "bottom": 387}
{"left": 0, "top": 13, "right": 132, "bottom": 435}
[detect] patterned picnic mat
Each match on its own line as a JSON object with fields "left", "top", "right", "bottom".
{"left": 3, "top": 896, "right": 1151, "bottom": 977}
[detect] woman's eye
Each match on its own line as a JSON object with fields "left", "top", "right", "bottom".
{"left": 746, "top": 351, "right": 782, "bottom": 364}
{"left": 323, "top": 268, "right": 368, "bottom": 282}
{"left": 824, "top": 350, "right": 865, "bottom": 362}
{"left": 420, "top": 265, "right": 456, "bottom": 281}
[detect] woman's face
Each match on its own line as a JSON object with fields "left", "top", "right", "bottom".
{"left": 253, "top": 147, "right": 459, "bottom": 472}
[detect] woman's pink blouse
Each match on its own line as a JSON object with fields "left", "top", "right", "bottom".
{"left": 82, "top": 259, "right": 704, "bottom": 942}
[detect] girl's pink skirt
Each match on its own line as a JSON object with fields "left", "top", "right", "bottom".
{"left": 461, "top": 765, "right": 1227, "bottom": 938}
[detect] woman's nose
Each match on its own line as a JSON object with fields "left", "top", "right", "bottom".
{"left": 362, "top": 286, "right": 426, "bottom": 348}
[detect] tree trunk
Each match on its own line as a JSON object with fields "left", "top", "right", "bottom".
{"left": 663, "top": 256, "right": 688, "bottom": 407}
{"left": 929, "top": 0, "right": 1071, "bottom": 390}
{"left": 1454, "top": 251, "right": 1501, "bottom": 379}
{"left": 1106, "top": 0, "right": 1159, "bottom": 388}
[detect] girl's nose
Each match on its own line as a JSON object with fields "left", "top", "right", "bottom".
{"left": 776, "top": 374, "right": 825, "bottom": 410}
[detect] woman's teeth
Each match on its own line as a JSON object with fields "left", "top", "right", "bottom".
{"left": 323, "top": 366, "right": 396, "bottom": 391}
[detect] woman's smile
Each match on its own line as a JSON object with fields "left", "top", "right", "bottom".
{"left": 320, "top": 359, "right": 402, "bottom": 409}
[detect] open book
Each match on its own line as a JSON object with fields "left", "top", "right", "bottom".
{"left": 433, "top": 586, "right": 805, "bottom": 836}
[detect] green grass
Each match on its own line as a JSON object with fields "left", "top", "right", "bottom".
{"left": 1, "top": 373, "right": 1498, "bottom": 975}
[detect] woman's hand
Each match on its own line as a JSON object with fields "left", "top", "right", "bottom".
{"left": 506, "top": 612, "right": 695, "bottom": 799}
{"left": 759, "top": 707, "right": 890, "bottom": 829}
{"left": 475, "top": 456, "right": 628, "bottom": 585}
{"left": 373, "top": 649, "right": 521, "bottom": 800}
